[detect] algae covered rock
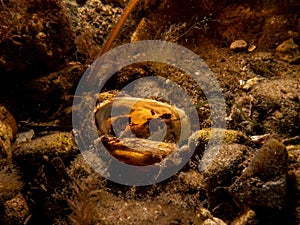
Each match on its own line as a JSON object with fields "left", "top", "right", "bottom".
{"left": 197, "top": 142, "right": 250, "bottom": 222}
{"left": 197, "top": 207, "right": 227, "bottom": 225}
{"left": 12, "top": 132, "right": 78, "bottom": 172}
{"left": 0, "top": 105, "right": 17, "bottom": 158}
{"left": 0, "top": 157, "right": 24, "bottom": 225}
{"left": 230, "top": 78, "right": 300, "bottom": 136}
{"left": 3, "top": 193, "right": 30, "bottom": 225}
{"left": 0, "top": 161, "right": 23, "bottom": 204}
{"left": 202, "top": 143, "right": 250, "bottom": 190}
{"left": 294, "top": 169, "right": 300, "bottom": 225}
{"left": 0, "top": 0, "right": 74, "bottom": 73}
{"left": 229, "top": 138, "right": 288, "bottom": 210}
{"left": 276, "top": 38, "right": 300, "bottom": 64}
{"left": 23, "top": 62, "right": 84, "bottom": 119}
{"left": 188, "top": 128, "right": 252, "bottom": 157}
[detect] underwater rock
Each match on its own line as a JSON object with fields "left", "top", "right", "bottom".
{"left": 276, "top": 38, "right": 300, "bottom": 64}
{"left": 23, "top": 62, "right": 83, "bottom": 119}
{"left": 188, "top": 128, "right": 252, "bottom": 157}
{"left": 202, "top": 218, "right": 226, "bottom": 225}
{"left": 258, "top": 15, "right": 292, "bottom": 51}
{"left": 294, "top": 169, "right": 300, "bottom": 225}
{"left": 287, "top": 144, "right": 300, "bottom": 225}
{"left": 229, "top": 77, "right": 300, "bottom": 136}
{"left": 3, "top": 194, "right": 30, "bottom": 225}
{"left": 198, "top": 207, "right": 227, "bottom": 225}
{"left": 231, "top": 206, "right": 258, "bottom": 225}
{"left": 247, "top": 44, "right": 257, "bottom": 52}
{"left": 0, "top": 0, "right": 74, "bottom": 73}
{"left": 0, "top": 161, "right": 23, "bottom": 204}
{"left": 201, "top": 143, "right": 250, "bottom": 190}
{"left": 15, "top": 129, "right": 34, "bottom": 144}
{"left": 230, "top": 40, "right": 248, "bottom": 52}
{"left": 12, "top": 132, "right": 78, "bottom": 172}
{"left": 0, "top": 105, "right": 17, "bottom": 158}
{"left": 229, "top": 138, "right": 288, "bottom": 210}
{"left": 242, "top": 77, "right": 264, "bottom": 91}
{"left": 197, "top": 143, "right": 250, "bottom": 222}
{"left": 287, "top": 143, "right": 300, "bottom": 167}
{"left": 249, "top": 53, "right": 280, "bottom": 78}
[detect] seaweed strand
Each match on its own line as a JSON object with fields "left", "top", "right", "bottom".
{"left": 100, "top": 0, "right": 140, "bottom": 55}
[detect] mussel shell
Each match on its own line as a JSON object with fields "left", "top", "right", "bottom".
{"left": 101, "top": 136, "right": 176, "bottom": 166}
{"left": 94, "top": 97, "right": 192, "bottom": 165}
{"left": 95, "top": 97, "right": 191, "bottom": 143}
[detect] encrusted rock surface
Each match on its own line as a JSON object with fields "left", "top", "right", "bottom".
{"left": 0, "top": 0, "right": 74, "bottom": 73}
{"left": 0, "top": 105, "right": 17, "bottom": 158}
{"left": 0, "top": 160, "right": 23, "bottom": 204}
{"left": 3, "top": 194, "right": 30, "bottom": 225}
{"left": 229, "top": 138, "right": 288, "bottom": 210}
{"left": 12, "top": 132, "right": 78, "bottom": 172}
{"left": 229, "top": 78, "right": 300, "bottom": 136}
{"left": 276, "top": 38, "right": 300, "bottom": 64}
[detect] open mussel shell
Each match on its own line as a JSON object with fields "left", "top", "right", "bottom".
{"left": 95, "top": 97, "right": 191, "bottom": 165}
{"left": 101, "top": 136, "right": 177, "bottom": 166}
{"left": 95, "top": 97, "right": 191, "bottom": 143}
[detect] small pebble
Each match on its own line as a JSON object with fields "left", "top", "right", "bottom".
{"left": 247, "top": 44, "right": 257, "bottom": 52}
{"left": 230, "top": 40, "right": 248, "bottom": 52}
{"left": 15, "top": 130, "right": 35, "bottom": 144}
{"left": 242, "top": 77, "right": 263, "bottom": 91}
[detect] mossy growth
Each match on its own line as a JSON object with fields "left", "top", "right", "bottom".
{"left": 189, "top": 128, "right": 252, "bottom": 156}
{"left": 0, "top": 0, "right": 74, "bottom": 74}
{"left": 12, "top": 132, "right": 79, "bottom": 172}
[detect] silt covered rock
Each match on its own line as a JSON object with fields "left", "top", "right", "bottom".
{"left": 12, "top": 132, "right": 78, "bottom": 173}
{"left": 229, "top": 138, "right": 288, "bottom": 210}
{"left": 0, "top": 105, "right": 17, "bottom": 158}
